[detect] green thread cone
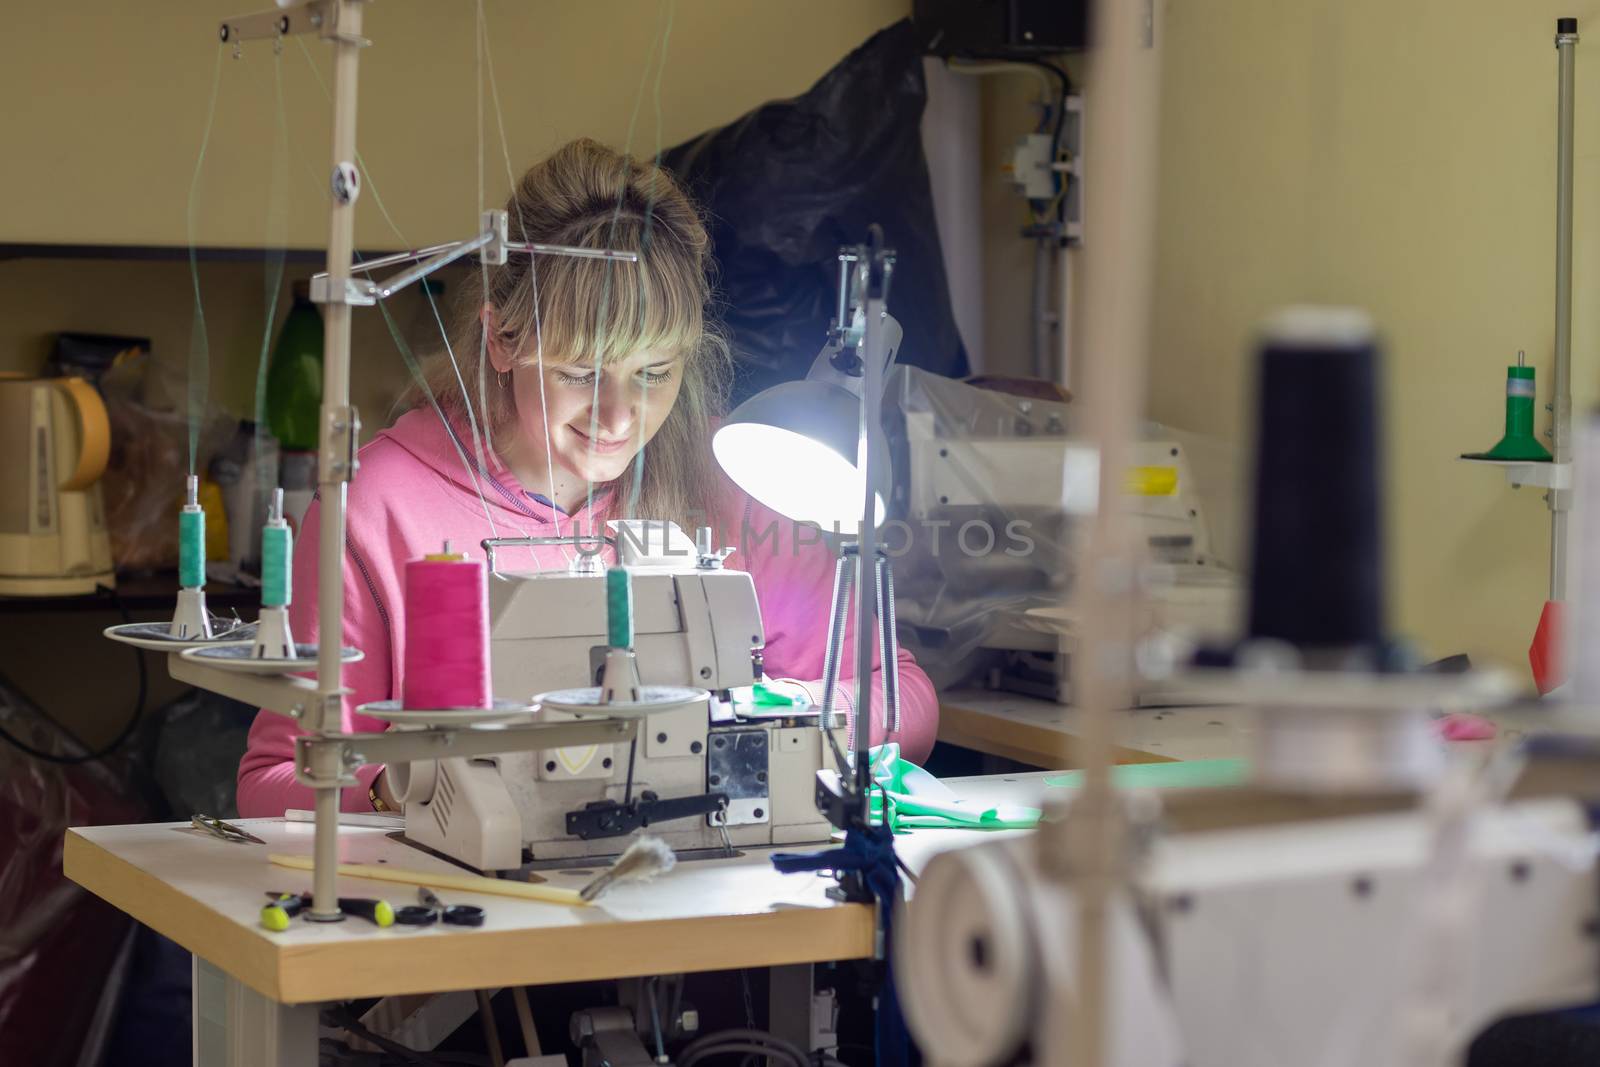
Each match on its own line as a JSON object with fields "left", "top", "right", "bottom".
{"left": 606, "top": 567, "right": 633, "bottom": 649}
{"left": 179, "top": 507, "right": 205, "bottom": 589}
{"left": 1466, "top": 363, "right": 1552, "bottom": 462}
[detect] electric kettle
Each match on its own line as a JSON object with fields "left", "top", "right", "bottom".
{"left": 0, "top": 376, "right": 114, "bottom": 596}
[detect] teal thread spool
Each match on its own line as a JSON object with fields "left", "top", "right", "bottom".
{"left": 179, "top": 475, "right": 205, "bottom": 589}
{"left": 606, "top": 567, "right": 633, "bottom": 649}
{"left": 1466, "top": 351, "right": 1553, "bottom": 462}
{"left": 261, "top": 522, "right": 291, "bottom": 608}
{"left": 260, "top": 487, "right": 292, "bottom": 608}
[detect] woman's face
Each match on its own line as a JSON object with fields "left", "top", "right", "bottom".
{"left": 498, "top": 342, "right": 684, "bottom": 489}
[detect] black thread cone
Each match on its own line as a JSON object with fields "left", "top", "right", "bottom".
{"left": 1247, "top": 309, "right": 1385, "bottom": 653}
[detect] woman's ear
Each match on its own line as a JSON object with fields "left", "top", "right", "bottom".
{"left": 482, "top": 303, "right": 515, "bottom": 374}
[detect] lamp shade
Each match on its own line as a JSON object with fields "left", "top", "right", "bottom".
{"left": 713, "top": 380, "right": 889, "bottom": 530}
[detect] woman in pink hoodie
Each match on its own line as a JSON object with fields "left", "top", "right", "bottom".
{"left": 237, "top": 140, "right": 936, "bottom": 817}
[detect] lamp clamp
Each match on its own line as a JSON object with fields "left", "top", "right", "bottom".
{"left": 826, "top": 230, "right": 897, "bottom": 377}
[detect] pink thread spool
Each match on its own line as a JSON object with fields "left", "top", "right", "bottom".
{"left": 403, "top": 543, "right": 491, "bottom": 710}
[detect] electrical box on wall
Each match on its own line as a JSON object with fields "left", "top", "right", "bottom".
{"left": 914, "top": 0, "right": 1088, "bottom": 56}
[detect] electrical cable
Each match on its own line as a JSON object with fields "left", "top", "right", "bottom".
{"left": 734, "top": 973, "right": 761, "bottom": 1067}
{"left": 678, "top": 1028, "right": 810, "bottom": 1067}
{"left": 680, "top": 1043, "right": 808, "bottom": 1067}
{"left": 956, "top": 56, "right": 1073, "bottom": 204}
{"left": 0, "top": 584, "right": 147, "bottom": 766}
{"left": 988, "top": 56, "right": 1072, "bottom": 159}
{"left": 646, "top": 976, "right": 668, "bottom": 1061}
{"left": 944, "top": 59, "right": 1057, "bottom": 103}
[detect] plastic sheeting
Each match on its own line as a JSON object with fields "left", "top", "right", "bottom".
{"left": 884, "top": 366, "right": 1244, "bottom": 691}
{"left": 150, "top": 691, "right": 257, "bottom": 822}
{"left": 0, "top": 678, "right": 149, "bottom": 1067}
{"left": 885, "top": 367, "right": 1077, "bottom": 690}
{"left": 98, "top": 347, "right": 237, "bottom": 574}
{"left": 663, "top": 19, "right": 969, "bottom": 401}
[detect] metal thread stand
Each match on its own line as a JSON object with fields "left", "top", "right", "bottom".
{"left": 1550, "top": 18, "right": 1578, "bottom": 603}
{"left": 818, "top": 543, "right": 902, "bottom": 752}
{"left": 213, "top": 0, "right": 641, "bottom": 925}
{"left": 1045, "top": 0, "right": 1164, "bottom": 1064}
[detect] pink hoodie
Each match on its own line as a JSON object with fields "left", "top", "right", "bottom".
{"left": 236, "top": 408, "right": 937, "bottom": 816}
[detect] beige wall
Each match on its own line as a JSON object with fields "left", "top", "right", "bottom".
{"left": 1146, "top": 0, "right": 1594, "bottom": 679}
{"left": 0, "top": 1, "right": 914, "bottom": 427}
{"left": 1, "top": 1, "right": 908, "bottom": 249}
{"left": 972, "top": 1, "right": 1581, "bottom": 680}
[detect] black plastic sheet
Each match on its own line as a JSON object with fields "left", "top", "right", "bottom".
{"left": 665, "top": 19, "right": 968, "bottom": 401}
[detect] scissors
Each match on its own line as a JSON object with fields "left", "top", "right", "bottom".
{"left": 394, "top": 886, "right": 486, "bottom": 927}
{"left": 191, "top": 814, "right": 265, "bottom": 845}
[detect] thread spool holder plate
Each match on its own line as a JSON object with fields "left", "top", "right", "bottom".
{"left": 1170, "top": 665, "right": 1518, "bottom": 712}
{"left": 358, "top": 698, "right": 538, "bottom": 727}
{"left": 1458, "top": 456, "right": 1572, "bottom": 490}
{"left": 537, "top": 685, "right": 710, "bottom": 719}
{"left": 181, "top": 642, "right": 364, "bottom": 675}
{"left": 104, "top": 620, "right": 259, "bottom": 652}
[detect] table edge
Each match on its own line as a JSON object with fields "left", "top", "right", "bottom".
{"left": 274, "top": 905, "right": 875, "bottom": 1002}
{"left": 65, "top": 829, "right": 285, "bottom": 1000}
{"left": 65, "top": 829, "right": 876, "bottom": 1004}
{"left": 938, "top": 699, "right": 1171, "bottom": 767}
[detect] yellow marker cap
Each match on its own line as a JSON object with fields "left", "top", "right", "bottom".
{"left": 260, "top": 904, "right": 290, "bottom": 932}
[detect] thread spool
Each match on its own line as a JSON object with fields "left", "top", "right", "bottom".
{"left": 179, "top": 474, "right": 206, "bottom": 590}
{"left": 1247, "top": 308, "right": 1384, "bottom": 658}
{"left": 402, "top": 542, "right": 490, "bottom": 710}
{"left": 261, "top": 493, "right": 292, "bottom": 609}
{"left": 607, "top": 567, "right": 633, "bottom": 649}
{"left": 1465, "top": 351, "right": 1552, "bottom": 462}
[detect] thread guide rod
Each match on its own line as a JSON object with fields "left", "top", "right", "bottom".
{"left": 1551, "top": 17, "right": 1578, "bottom": 603}
{"left": 300, "top": 0, "right": 367, "bottom": 922}
{"left": 210, "top": 0, "right": 654, "bottom": 925}
{"left": 310, "top": 210, "right": 640, "bottom": 306}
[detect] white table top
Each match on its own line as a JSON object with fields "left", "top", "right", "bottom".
{"left": 65, "top": 775, "right": 1048, "bottom": 1006}
{"left": 938, "top": 687, "right": 1256, "bottom": 766}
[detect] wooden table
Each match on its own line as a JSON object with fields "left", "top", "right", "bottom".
{"left": 65, "top": 776, "right": 1048, "bottom": 1067}
{"left": 937, "top": 687, "right": 1256, "bottom": 768}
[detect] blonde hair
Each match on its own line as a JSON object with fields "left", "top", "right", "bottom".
{"left": 406, "top": 138, "right": 730, "bottom": 532}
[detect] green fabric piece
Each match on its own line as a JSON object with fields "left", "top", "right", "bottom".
{"left": 1043, "top": 758, "right": 1249, "bottom": 791}
{"left": 867, "top": 743, "right": 1042, "bottom": 833}
{"left": 728, "top": 681, "right": 806, "bottom": 717}
{"left": 750, "top": 682, "right": 800, "bottom": 706}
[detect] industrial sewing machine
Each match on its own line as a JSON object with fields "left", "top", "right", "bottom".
{"left": 392, "top": 522, "right": 846, "bottom": 872}
{"left": 897, "top": 760, "right": 1600, "bottom": 1067}
{"left": 891, "top": 367, "right": 1242, "bottom": 704}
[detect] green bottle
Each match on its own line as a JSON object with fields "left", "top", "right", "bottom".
{"left": 265, "top": 281, "right": 324, "bottom": 452}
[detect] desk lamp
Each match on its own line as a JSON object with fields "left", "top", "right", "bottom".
{"left": 713, "top": 311, "right": 900, "bottom": 530}
{"left": 712, "top": 226, "right": 901, "bottom": 886}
